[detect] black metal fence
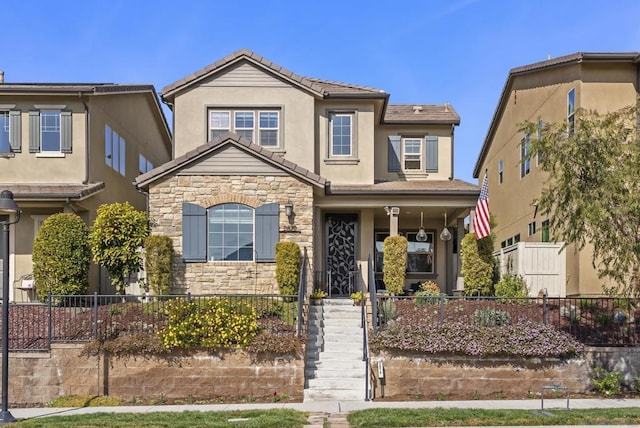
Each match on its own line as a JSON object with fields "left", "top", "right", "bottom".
{"left": 373, "top": 294, "right": 640, "bottom": 346}
{"left": 2, "top": 293, "right": 301, "bottom": 352}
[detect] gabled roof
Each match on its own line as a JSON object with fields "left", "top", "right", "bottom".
{"left": 384, "top": 104, "right": 460, "bottom": 125}
{"left": 0, "top": 182, "right": 105, "bottom": 201}
{"left": 473, "top": 51, "right": 640, "bottom": 178}
{"left": 135, "top": 132, "right": 328, "bottom": 190}
{"left": 161, "top": 49, "right": 387, "bottom": 102}
{"left": 0, "top": 82, "right": 172, "bottom": 152}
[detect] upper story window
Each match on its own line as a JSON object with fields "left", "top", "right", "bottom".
{"left": 528, "top": 221, "right": 536, "bottom": 236}
{"left": 209, "top": 109, "right": 280, "bottom": 148}
{"left": 498, "top": 159, "right": 504, "bottom": 184}
{"left": 0, "top": 112, "right": 9, "bottom": 153}
{"left": 541, "top": 219, "right": 550, "bottom": 242}
{"left": 520, "top": 134, "right": 530, "bottom": 178}
{"left": 330, "top": 113, "right": 352, "bottom": 156}
{"left": 105, "top": 125, "right": 126, "bottom": 176}
{"left": 403, "top": 138, "right": 422, "bottom": 170}
{"left": 208, "top": 203, "right": 254, "bottom": 262}
{"left": 139, "top": 154, "right": 153, "bottom": 174}
{"left": 29, "top": 108, "right": 71, "bottom": 155}
{"left": 567, "top": 88, "right": 575, "bottom": 136}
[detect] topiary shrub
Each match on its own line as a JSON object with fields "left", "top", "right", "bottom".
{"left": 460, "top": 232, "right": 494, "bottom": 296}
{"left": 495, "top": 273, "right": 529, "bottom": 303}
{"left": 32, "top": 213, "right": 91, "bottom": 302}
{"left": 383, "top": 235, "right": 408, "bottom": 295}
{"left": 144, "top": 235, "right": 174, "bottom": 295}
{"left": 275, "top": 242, "right": 301, "bottom": 296}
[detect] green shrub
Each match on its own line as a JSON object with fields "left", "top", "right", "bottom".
{"left": 495, "top": 273, "right": 529, "bottom": 303}
{"left": 275, "top": 242, "right": 301, "bottom": 296}
{"left": 460, "top": 233, "right": 494, "bottom": 296}
{"left": 474, "top": 308, "right": 511, "bottom": 326}
{"left": 158, "top": 298, "right": 259, "bottom": 350}
{"left": 383, "top": 235, "right": 408, "bottom": 295}
{"left": 32, "top": 213, "right": 91, "bottom": 302}
{"left": 379, "top": 299, "right": 397, "bottom": 323}
{"left": 144, "top": 235, "right": 174, "bottom": 295}
{"left": 591, "top": 367, "right": 622, "bottom": 395}
{"left": 415, "top": 280, "right": 443, "bottom": 305}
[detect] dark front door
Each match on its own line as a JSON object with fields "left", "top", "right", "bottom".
{"left": 325, "top": 213, "right": 358, "bottom": 297}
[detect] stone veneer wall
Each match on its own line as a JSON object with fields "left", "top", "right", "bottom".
{"left": 6, "top": 345, "right": 304, "bottom": 405}
{"left": 148, "top": 174, "right": 314, "bottom": 294}
{"left": 371, "top": 347, "right": 640, "bottom": 400}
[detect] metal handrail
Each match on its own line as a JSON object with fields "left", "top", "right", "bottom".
{"left": 297, "top": 247, "right": 308, "bottom": 338}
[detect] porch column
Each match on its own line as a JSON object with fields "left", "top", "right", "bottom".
{"left": 388, "top": 206, "right": 399, "bottom": 236}
{"left": 455, "top": 217, "right": 465, "bottom": 293}
{"left": 469, "top": 207, "right": 475, "bottom": 233}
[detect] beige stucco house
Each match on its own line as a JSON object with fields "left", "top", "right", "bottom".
{"left": 0, "top": 76, "right": 172, "bottom": 300}
{"left": 474, "top": 52, "right": 640, "bottom": 296}
{"left": 136, "top": 49, "right": 479, "bottom": 296}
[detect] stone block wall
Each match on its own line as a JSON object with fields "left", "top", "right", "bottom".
{"left": 5, "top": 345, "right": 304, "bottom": 405}
{"left": 148, "top": 174, "right": 314, "bottom": 294}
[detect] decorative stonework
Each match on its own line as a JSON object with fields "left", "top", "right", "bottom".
{"left": 148, "top": 174, "right": 315, "bottom": 294}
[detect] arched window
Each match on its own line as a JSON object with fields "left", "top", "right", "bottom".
{"left": 208, "top": 204, "right": 253, "bottom": 261}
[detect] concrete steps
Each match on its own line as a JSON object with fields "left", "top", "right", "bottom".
{"left": 304, "top": 299, "right": 366, "bottom": 402}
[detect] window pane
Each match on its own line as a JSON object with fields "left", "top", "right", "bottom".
{"left": 41, "top": 110, "right": 61, "bottom": 152}
{"left": 210, "top": 111, "right": 230, "bottom": 128}
{"left": 237, "top": 130, "right": 253, "bottom": 141}
{"left": 331, "top": 114, "right": 351, "bottom": 156}
{"left": 259, "top": 111, "right": 278, "bottom": 128}
{"left": 112, "top": 131, "right": 120, "bottom": 171}
{"left": 105, "top": 126, "right": 112, "bottom": 166}
{"left": 260, "top": 130, "right": 278, "bottom": 146}
{"left": 235, "top": 111, "right": 254, "bottom": 129}
{"left": 119, "top": 136, "right": 126, "bottom": 175}
{"left": 0, "top": 112, "right": 10, "bottom": 152}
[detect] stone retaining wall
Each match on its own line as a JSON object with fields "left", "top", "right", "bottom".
{"left": 6, "top": 345, "right": 304, "bottom": 405}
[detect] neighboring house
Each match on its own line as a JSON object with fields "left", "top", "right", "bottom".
{"left": 136, "top": 49, "right": 479, "bottom": 296}
{"left": 474, "top": 52, "right": 640, "bottom": 296}
{"left": 0, "top": 74, "right": 172, "bottom": 301}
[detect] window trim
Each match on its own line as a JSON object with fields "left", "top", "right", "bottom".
{"left": 207, "top": 203, "right": 255, "bottom": 262}
{"left": 39, "top": 109, "right": 62, "bottom": 153}
{"left": 326, "top": 110, "right": 358, "bottom": 163}
{"left": 402, "top": 137, "right": 423, "bottom": 171}
{"left": 0, "top": 111, "right": 10, "bottom": 154}
{"left": 208, "top": 108, "right": 282, "bottom": 149}
{"left": 329, "top": 112, "right": 353, "bottom": 157}
{"left": 234, "top": 111, "right": 255, "bottom": 141}
{"left": 258, "top": 110, "right": 280, "bottom": 147}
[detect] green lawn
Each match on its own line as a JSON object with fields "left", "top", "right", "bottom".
{"left": 8, "top": 409, "right": 308, "bottom": 428}
{"left": 348, "top": 407, "right": 640, "bottom": 427}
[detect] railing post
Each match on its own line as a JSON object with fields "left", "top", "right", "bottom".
{"left": 47, "top": 292, "right": 52, "bottom": 350}
{"left": 543, "top": 292, "right": 547, "bottom": 325}
{"left": 93, "top": 292, "right": 99, "bottom": 339}
{"left": 440, "top": 293, "right": 445, "bottom": 324}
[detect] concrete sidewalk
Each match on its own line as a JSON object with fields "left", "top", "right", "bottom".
{"left": 8, "top": 397, "right": 640, "bottom": 419}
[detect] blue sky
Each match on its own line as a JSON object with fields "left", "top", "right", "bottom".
{"left": 3, "top": 1, "right": 639, "bottom": 182}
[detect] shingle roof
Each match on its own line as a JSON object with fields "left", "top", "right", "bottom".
{"left": 0, "top": 182, "right": 105, "bottom": 200}
{"left": 161, "top": 49, "right": 387, "bottom": 101}
{"left": 384, "top": 104, "right": 460, "bottom": 124}
{"left": 135, "top": 132, "right": 328, "bottom": 189}
{"left": 328, "top": 179, "right": 479, "bottom": 196}
{"left": 473, "top": 51, "right": 640, "bottom": 178}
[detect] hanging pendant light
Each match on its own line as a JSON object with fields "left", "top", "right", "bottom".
{"left": 416, "top": 211, "right": 428, "bottom": 242}
{"left": 440, "top": 212, "right": 452, "bottom": 241}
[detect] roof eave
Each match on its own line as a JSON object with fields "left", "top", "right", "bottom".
{"left": 327, "top": 188, "right": 479, "bottom": 197}
{"left": 383, "top": 118, "right": 461, "bottom": 126}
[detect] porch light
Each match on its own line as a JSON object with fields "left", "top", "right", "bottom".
{"left": 284, "top": 201, "right": 293, "bottom": 219}
{"left": 416, "top": 211, "right": 428, "bottom": 242}
{"left": 440, "top": 212, "right": 452, "bottom": 241}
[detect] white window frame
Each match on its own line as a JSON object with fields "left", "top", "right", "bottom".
{"left": 329, "top": 113, "right": 353, "bottom": 157}
{"left": 40, "top": 110, "right": 61, "bottom": 153}
{"left": 528, "top": 221, "right": 536, "bottom": 236}
{"left": 567, "top": 88, "right": 575, "bottom": 136}
{"left": 520, "top": 134, "right": 530, "bottom": 178}
{"left": 105, "top": 125, "right": 126, "bottom": 176}
{"left": 0, "top": 111, "right": 9, "bottom": 153}
{"left": 258, "top": 111, "right": 279, "bottom": 147}
{"left": 209, "top": 111, "right": 231, "bottom": 141}
{"left": 234, "top": 111, "right": 254, "bottom": 141}
{"left": 207, "top": 203, "right": 255, "bottom": 262}
{"left": 402, "top": 137, "right": 422, "bottom": 171}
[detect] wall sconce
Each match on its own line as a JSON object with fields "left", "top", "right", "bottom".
{"left": 416, "top": 211, "right": 428, "bottom": 242}
{"left": 284, "top": 201, "right": 293, "bottom": 220}
{"left": 440, "top": 212, "right": 452, "bottom": 241}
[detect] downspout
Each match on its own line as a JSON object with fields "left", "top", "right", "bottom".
{"left": 450, "top": 124, "right": 455, "bottom": 180}
{"left": 79, "top": 92, "right": 89, "bottom": 184}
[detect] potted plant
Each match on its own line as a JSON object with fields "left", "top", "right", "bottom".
{"left": 350, "top": 291, "right": 364, "bottom": 306}
{"left": 310, "top": 289, "right": 327, "bottom": 304}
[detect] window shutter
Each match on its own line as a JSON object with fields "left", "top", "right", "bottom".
{"left": 255, "top": 202, "right": 279, "bottom": 262}
{"left": 182, "top": 203, "right": 206, "bottom": 262}
{"left": 61, "top": 111, "right": 72, "bottom": 153}
{"left": 388, "top": 135, "right": 401, "bottom": 172}
{"left": 9, "top": 111, "right": 21, "bottom": 152}
{"left": 426, "top": 135, "right": 438, "bottom": 172}
{"left": 28, "top": 111, "right": 40, "bottom": 153}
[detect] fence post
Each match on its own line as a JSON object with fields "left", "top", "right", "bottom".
{"left": 543, "top": 292, "right": 547, "bottom": 325}
{"left": 47, "top": 292, "right": 52, "bottom": 350}
{"left": 187, "top": 292, "right": 192, "bottom": 302}
{"left": 440, "top": 294, "right": 445, "bottom": 324}
{"left": 93, "top": 292, "right": 98, "bottom": 339}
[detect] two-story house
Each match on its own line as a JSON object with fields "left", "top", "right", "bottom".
{"left": 474, "top": 52, "right": 640, "bottom": 296}
{"left": 0, "top": 75, "right": 172, "bottom": 300}
{"left": 136, "top": 49, "right": 479, "bottom": 296}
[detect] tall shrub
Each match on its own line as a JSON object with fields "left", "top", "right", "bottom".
{"left": 89, "top": 202, "right": 149, "bottom": 295}
{"left": 32, "top": 213, "right": 91, "bottom": 302}
{"left": 144, "top": 235, "right": 174, "bottom": 295}
{"left": 275, "top": 242, "right": 301, "bottom": 296}
{"left": 460, "top": 232, "right": 494, "bottom": 296}
{"left": 383, "top": 235, "right": 408, "bottom": 295}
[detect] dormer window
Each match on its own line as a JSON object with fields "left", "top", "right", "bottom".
{"left": 209, "top": 109, "right": 280, "bottom": 149}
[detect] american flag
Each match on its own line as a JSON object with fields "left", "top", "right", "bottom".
{"left": 473, "top": 172, "right": 490, "bottom": 240}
